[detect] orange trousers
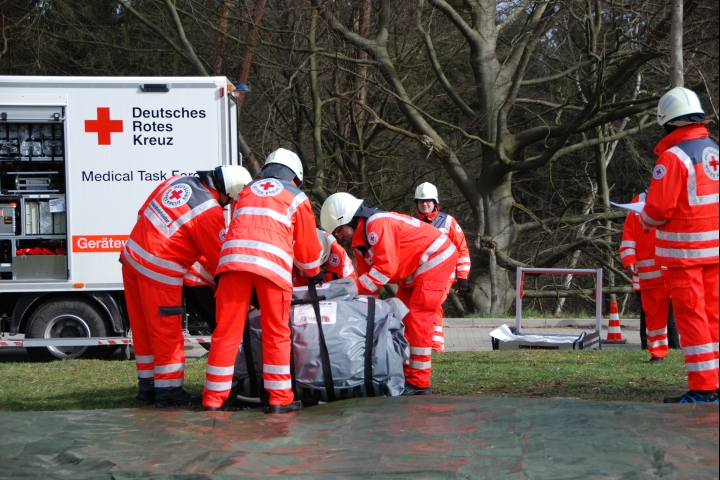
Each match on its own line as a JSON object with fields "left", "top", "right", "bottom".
{"left": 122, "top": 266, "right": 186, "bottom": 389}
{"left": 640, "top": 287, "right": 672, "bottom": 359}
{"left": 665, "top": 265, "right": 719, "bottom": 391}
{"left": 395, "top": 250, "right": 458, "bottom": 389}
{"left": 203, "top": 271, "right": 294, "bottom": 408}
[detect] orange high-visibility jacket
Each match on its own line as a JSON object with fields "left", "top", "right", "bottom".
{"left": 352, "top": 212, "right": 457, "bottom": 295}
{"left": 640, "top": 125, "right": 719, "bottom": 267}
{"left": 417, "top": 210, "right": 471, "bottom": 280}
{"left": 216, "top": 177, "right": 322, "bottom": 290}
{"left": 292, "top": 231, "right": 356, "bottom": 286}
{"left": 619, "top": 193, "right": 664, "bottom": 290}
{"left": 121, "top": 175, "right": 227, "bottom": 288}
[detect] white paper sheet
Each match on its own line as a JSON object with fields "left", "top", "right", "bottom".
{"left": 49, "top": 197, "right": 66, "bottom": 213}
{"left": 610, "top": 201, "right": 644, "bottom": 214}
{"left": 489, "top": 324, "right": 581, "bottom": 344}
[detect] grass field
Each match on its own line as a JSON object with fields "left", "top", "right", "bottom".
{"left": 0, "top": 350, "right": 689, "bottom": 411}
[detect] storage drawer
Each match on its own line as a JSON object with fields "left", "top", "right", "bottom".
{"left": 13, "top": 255, "right": 66, "bottom": 280}
{"left": 0, "top": 203, "right": 18, "bottom": 235}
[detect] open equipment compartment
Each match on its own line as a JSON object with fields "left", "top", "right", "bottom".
{"left": 0, "top": 105, "right": 67, "bottom": 281}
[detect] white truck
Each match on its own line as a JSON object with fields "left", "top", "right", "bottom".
{"left": 0, "top": 76, "right": 239, "bottom": 360}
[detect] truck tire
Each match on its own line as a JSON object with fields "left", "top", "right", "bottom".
{"left": 25, "top": 298, "right": 110, "bottom": 361}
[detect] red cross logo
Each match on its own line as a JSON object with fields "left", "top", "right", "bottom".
{"left": 251, "top": 178, "right": 283, "bottom": 196}
{"left": 169, "top": 189, "right": 183, "bottom": 200}
{"left": 85, "top": 107, "right": 123, "bottom": 145}
{"left": 710, "top": 156, "right": 719, "bottom": 172}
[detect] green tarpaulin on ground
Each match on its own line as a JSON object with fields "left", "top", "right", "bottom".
{"left": 1, "top": 396, "right": 717, "bottom": 479}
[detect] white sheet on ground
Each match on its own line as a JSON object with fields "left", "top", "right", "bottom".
{"left": 490, "top": 324, "right": 582, "bottom": 344}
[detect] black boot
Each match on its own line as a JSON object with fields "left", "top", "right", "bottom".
{"left": 135, "top": 379, "right": 155, "bottom": 404}
{"left": 266, "top": 401, "right": 304, "bottom": 414}
{"left": 401, "top": 382, "right": 432, "bottom": 396}
{"left": 648, "top": 357, "right": 664, "bottom": 365}
{"left": 154, "top": 387, "right": 201, "bottom": 408}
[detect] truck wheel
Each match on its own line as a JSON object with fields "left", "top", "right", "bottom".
{"left": 26, "top": 298, "right": 110, "bottom": 361}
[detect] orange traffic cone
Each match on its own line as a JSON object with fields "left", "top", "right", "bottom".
{"left": 601, "top": 300, "right": 627, "bottom": 344}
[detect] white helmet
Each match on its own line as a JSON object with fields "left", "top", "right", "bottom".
{"left": 657, "top": 87, "right": 704, "bottom": 126}
{"left": 414, "top": 182, "right": 439, "bottom": 203}
{"left": 320, "top": 192, "right": 363, "bottom": 233}
{"left": 264, "top": 148, "right": 303, "bottom": 184}
{"left": 214, "top": 165, "right": 252, "bottom": 198}
{"left": 294, "top": 229, "right": 332, "bottom": 269}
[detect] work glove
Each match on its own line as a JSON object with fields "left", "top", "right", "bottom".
{"left": 456, "top": 278, "right": 469, "bottom": 295}
{"left": 308, "top": 272, "right": 325, "bottom": 285}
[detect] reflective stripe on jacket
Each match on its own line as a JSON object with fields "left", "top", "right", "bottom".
{"left": 641, "top": 125, "right": 719, "bottom": 267}
{"left": 417, "top": 210, "right": 471, "bottom": 280}
{"left": 216, "top": 178, "right": 323, "bottom": 290}
{"left": 619, "top": 193, "right": 663, "bottom": 290}
{"left": 184, "top": 257, "right": 216, "bottom": 288}
{"left": 121, "top": 176, "right": 227, "bottom": 288}
{"left": 353, "top": 212, "right": 457, "bottom": 295}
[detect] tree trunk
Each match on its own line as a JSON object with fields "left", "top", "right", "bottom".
{"left": 210, "top": 1, "right": 232, "bottom": 75}
{"left": 469, "top": 170, "right": 516, "bottom": 313}
{"left": 670, "top": 0, "right": 684, "bottom": 88}
{"left": 234, "top": 0, "right": 267, "bottom": 116}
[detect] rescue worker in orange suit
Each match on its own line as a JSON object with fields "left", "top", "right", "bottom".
{"left": 203, "top": 148, "right": 324, "bottom": 413}
{"left": 413, "top": 182, "right": 471, "bottom": 352}
{"left": 321, "top": 192, "right": 459, "bottom": 395}
{"left": 619, "top": 192, "right": 679, "bottom": 363}
{"left": 121, "top": 165, "right": 252, "bottom": 408}
{"left": 292, "top": 229, "right": 357, "bottom": 286}
{"left": 639, "top": 87, "right": 719, "bottom": 404}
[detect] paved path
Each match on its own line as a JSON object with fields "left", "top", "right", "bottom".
{"left": 181, "top": 317, "right": 642, "bottom": 359}
{"left": 0, "top": 317, "right": 642, "bottom": 361}
{"left": 442, "top": 317, "right": 642, "bottom": 352}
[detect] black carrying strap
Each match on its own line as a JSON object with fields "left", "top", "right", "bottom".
{"left": 364, "top": 297, "right": 376, "bottom": 397}
{"left": 291, "top": 295, "right": 326, "bottom": 306}
{"left": 242, "top": 311, "right": 259, "bottom": 397}
{"left": 308, "top": 281, "right": 337, "bottom": 402}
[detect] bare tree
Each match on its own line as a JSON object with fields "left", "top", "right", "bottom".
{"left": 310, "top": 0, "right": 696, "bottom": 313}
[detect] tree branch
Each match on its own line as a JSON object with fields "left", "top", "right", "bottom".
{"left": 497, "top": 0, "right": 534, "bottom": 30}
{"left": 521, "top": 116, "right": 655, "bottom": 166}
{"left": 416, "top": 3, "right": 477, "bottom": 119}
{"left": 119, "top": 1, "right": 182, "bottom": 52}
{"left": 521, "top": 59, "right": 597, "bottom": 85}
{"left": 162, "top": 0, "right": 207, "bottom": 75}
{"left": 516, "top": 211, "right": 627, "bottom": 233}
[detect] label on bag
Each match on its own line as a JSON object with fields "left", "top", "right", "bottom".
{"left": 293, "top": 302, "right": 337, "bottom": 326}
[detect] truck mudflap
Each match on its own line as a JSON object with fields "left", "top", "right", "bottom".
{"left": 0, "top": 336, "right": 211, "bottom": 348}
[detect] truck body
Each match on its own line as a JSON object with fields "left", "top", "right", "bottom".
{"left": 0, "top": 76, "right": 237, "bottom": 359}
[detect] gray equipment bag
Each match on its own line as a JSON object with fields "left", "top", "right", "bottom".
{"left": 233, "top": 279, "right": 409, "bottom": 406}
